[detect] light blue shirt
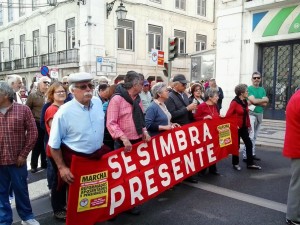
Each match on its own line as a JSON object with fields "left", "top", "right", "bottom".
{"left": 48, "top": 97, "right": 104, "bottom": 154}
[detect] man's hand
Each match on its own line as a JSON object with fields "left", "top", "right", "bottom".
{"left": 16, "top": 156, "right": 26, "bottom": 167}
{"left": 59, "top": 166, "right": 74, "bottom": 184}
{"left": 187, "top": 103, "right": 197, "bottom": 111}
{"left": 122, "top": 138, "right": 132, "bottom": 153}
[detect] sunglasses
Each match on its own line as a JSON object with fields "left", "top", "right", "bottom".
{"left": 43, "top": 81, "right": 50, "bottom": 85}
{"left": 75, "top": 83, "right": 95, "bottom": 90}
{"left": 63, "top": 82, "right": 69, "bottom": 85}
{"left": 252, "top": 77, "right": 261, "bottom": 80}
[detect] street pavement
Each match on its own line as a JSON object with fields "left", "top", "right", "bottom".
{"left": 12, "top": 119, "right": 288, "bottom": 225}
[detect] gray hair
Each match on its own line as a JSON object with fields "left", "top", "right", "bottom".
{"left": 6, "top": 74, "right": 22, "bottom": 87}
{"left": 151, "top": 82, "right": 167, "bottom": 99}
{"left": 235, "top": 84, "right": 248, "bottom": 96}
{"left": 123, "top": 71, "right": 144, "bottom": 89}
{"left": 0, "top": 81, "right": 15, "bottom": 103}
{"left": 204, "top": 88, "right": 219, "bottom": 101}
{"left": 252, "top": 71, "right": 261, "bottom": 77}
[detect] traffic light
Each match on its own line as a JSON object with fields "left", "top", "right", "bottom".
{"left": 163, "top": 62, "right": 168, "bottom": 77}
{"left": 168, "top": 37, "right": 178, "bottom": 61}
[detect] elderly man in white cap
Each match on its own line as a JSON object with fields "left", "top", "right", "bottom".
{"left": 48, "top": 72, "right": 107, "bottom": 187}
{"left": 26, "top": 76, "right": 51, "bottom": 173}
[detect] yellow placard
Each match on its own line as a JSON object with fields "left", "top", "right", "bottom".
{"left": 77, "top": 171, "right": 108, "bottom": 212}
{"left": 217, "top": 123, "right": 233, "bottom": 147}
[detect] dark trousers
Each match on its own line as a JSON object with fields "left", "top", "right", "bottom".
{"left": 30, "top": 121, "right": 47, "bottom": 169}
{"left": 50, "top": 158, "right": 67, "bottom": 212}
{"left": 232, "top": 127, "right": 254, "bottom": 166}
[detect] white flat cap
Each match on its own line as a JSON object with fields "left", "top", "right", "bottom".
{"left": 68, "top": 72, "right": 94, "bottom": 84}
{"left": 38, "top": 76, "right": 51, "bottom": 83}
{"left": 97, "top": 76, "right": 111, "bottom": 83}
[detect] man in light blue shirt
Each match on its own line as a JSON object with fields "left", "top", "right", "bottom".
{"left": 48, "top": 72, "right": 105, "bottom": 185}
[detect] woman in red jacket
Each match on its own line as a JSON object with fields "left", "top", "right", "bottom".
{"left": 194, "top": 88, "right": 221, "bottom": 175}
{"left": 226, "top": 84, "right": 261, "bottom": 170}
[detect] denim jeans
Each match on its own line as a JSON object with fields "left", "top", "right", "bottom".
{"left": 0, "top": 164, "right": 34, "bottom": 225}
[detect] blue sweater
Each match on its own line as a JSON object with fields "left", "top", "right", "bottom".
{"left": 145, "top": 102, "right": 169, "bottom": 137}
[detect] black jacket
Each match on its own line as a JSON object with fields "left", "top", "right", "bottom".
{"left": 165, "top": 90, "right": 194, "bottom": 126}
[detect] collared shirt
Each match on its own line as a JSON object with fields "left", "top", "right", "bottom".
{"left": 26, "top": 89, "right": 45, "bottom": 122}
{"left": 0, "top": 103, "right": 38, "bottom": 165}
{"left": 139, "top": 91, "right": 152, "bottom": 112}
{"left": 107, "top": 95, "right": 144, "bottom": 140}
{"left": 48, "top": 97, "right": 104, "bottom": 154}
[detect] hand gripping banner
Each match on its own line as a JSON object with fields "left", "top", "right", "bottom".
{"left": 66, "top": 117, "right": 239, "bottom": 225}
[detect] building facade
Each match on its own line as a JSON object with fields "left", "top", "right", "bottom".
{"left": 0, "top": 0, "right": 215, "bottom": 88}
{"left": 215, "top": 0, "right": 300, "bottom": 120}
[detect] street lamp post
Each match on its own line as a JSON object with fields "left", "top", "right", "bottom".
{"left": 106, "top": 0, "right": 127, "bottom": 20}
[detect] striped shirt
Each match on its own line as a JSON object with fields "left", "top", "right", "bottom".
{"left": 0, "top": 103, "right": 38, "bottom": 165}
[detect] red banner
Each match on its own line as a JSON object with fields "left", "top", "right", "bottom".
{"left": 66, "top": 117, "right": 238, "bottom": 225}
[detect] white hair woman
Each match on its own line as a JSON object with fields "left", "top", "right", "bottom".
{"left": 145, "top": 82, "right": 180, "bottom": 136}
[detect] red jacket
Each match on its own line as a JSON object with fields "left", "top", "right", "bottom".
{"left": 283, "top": 91, "right": 300, "bottom": 158}
{"left": 226, "top": 98, "right": 250, "bottom": 129}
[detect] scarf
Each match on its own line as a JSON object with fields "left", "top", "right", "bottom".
{"left": 115, "top": 84, "right": 145, "bottom": 135}
{"left": 232, "top": 96, "right": 248, "bottom": 128}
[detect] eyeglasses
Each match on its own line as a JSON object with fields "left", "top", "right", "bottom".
{"left": 252, "top": 77, "right": 261, "bottom": 80}
{"left": 54, "top": 91, "right": 66, "bottom": 94}
{"left": 194, "top": 89, "right": 201, "bottom": 92}
{"left": 74, "top": 83, "right": 95, "bottom": 90}
{"left": 181, "top": 83, "right": 187, "bottom": 87}
{"left": 43, "top": 81, "right": 50, "bottom": 85}
{"left": 63, "top": 82, "right": 69, "bottom": 85}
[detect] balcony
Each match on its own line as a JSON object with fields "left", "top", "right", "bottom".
{"left": 245, "top": 0, "right": 300, "bottom": 11}
{"left": 0, "top": 49, "right": 79, "bottom": 72}
{"left": 14, "top": 59, "right": 25, "bottom": 70}
{"left": 3, "top": 61, "right": 13, "bottom": 71}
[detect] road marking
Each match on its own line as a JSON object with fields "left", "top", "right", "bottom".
{"left": 186, "top": 181, "right": 286, "bottom": 213}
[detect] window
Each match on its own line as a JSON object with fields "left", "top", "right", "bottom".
{"left": 117, "top": 19, "right": 134, "bottom": 51}
{"left": 0, "top": 42, "right": 4, "bottom": 62}
{"left": 33, "top": 30, "right": 39, "bottom": 56}
{"left": 32, "top": 0, "right": 38, "bottom": 11}
{"left": 19, "top": 0, "right": 25, "bottom": 17}
{"left": 0, "top": 4, "right": 3, "bottom": 26}
{"left": 8, "top": 0, "right": 13, "bottom": 22}
{"left": 197, "top": 0, "right": 206, "bottom": 16}
{"left": 175, "top": 0, "right": 186, "bottom": 10}
{"left": 196, "top": 34, "right": 207, "bottom": 51}
{"left": 174, "top": 30, "right": 186, "bottom": 54}
{"left": 66, "top": 18, "right": 75, "bottom": 49}
{"left": 48, "top": 24, "right": 56, "bottom": 53}
{"left": 9, "top": 38, "right": 14, "bottom": 61}
{"left": 20, "top": 34, "right": 26, "bottom": 58}
{"left": 148, "top": 25, "right": 162, "bottom": 52}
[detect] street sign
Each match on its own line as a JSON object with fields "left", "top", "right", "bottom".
{"left": 96, "top": 57, "right": 117, "bottom": 76}
{"left": 157, "top": 50, "right": 164, "bottom": 66}
{"left": 40, "top": 66, "right": 49, "bottom": 76}
{"left": 150, "top": 49, "right": 164, "bottom": 66}
{"left": 50, "top": 68, "right": 59, "bottom": 79}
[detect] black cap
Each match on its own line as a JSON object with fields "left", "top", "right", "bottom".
{"left": 173, "top": 74, "right": 189, "bottom": 84}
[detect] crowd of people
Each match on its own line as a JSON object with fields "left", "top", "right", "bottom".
{"left": 2, "top": 70, "right": 298, "bottom": 225}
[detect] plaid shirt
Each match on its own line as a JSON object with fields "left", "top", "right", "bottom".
{"left": 0, "top": 103, "right": 38, "bottom": 165}
{"left": 106, "top": 95, "right": 145, "bottom": 140}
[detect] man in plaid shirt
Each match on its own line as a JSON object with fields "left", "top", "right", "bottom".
{"left": 0, "top": 82, "right": 40, "bottom": 225}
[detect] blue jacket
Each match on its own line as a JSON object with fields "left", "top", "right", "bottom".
{"left": 145, "top": 102, "right": 169, "bottom": 137}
